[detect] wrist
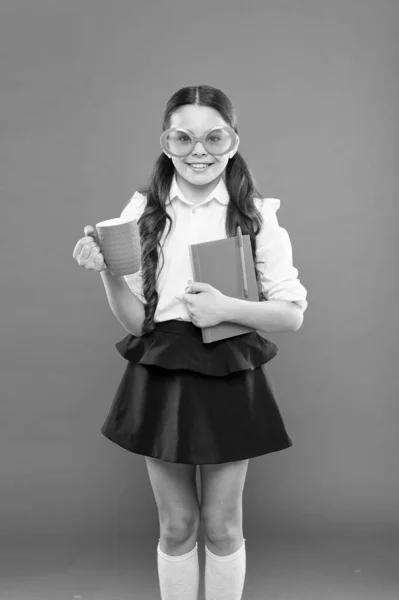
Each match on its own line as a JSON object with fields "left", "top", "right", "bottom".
{"left": 222, "top": 295, "right": 239, "bottom": 322}
{"left": 100, "top": 269, "right": 122, "bottom": 280}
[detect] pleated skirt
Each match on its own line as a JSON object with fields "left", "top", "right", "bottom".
{"left": 100, "top": 319, "right": 293, "bottom": 465}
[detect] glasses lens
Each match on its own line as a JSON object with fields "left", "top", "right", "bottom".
{"left": 165, "top": 129, "right": 193, "bottom": 156}
{"left": 164, "top": 127, "right": 234, "bottom": 156}
{"left": 204, "top": 127, "right": 233, "bottom": 155}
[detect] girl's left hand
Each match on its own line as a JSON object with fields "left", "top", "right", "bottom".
{"left": 181, "top": 282, "right": 229, "bottom": 328}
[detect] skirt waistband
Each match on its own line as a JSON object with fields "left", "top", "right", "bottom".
{"left": 153, "top": 319, "right": 202, "bottom": 336}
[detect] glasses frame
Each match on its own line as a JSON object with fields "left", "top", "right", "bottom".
{"left": 160, "top": 125, "right": 238, "bottom": 158}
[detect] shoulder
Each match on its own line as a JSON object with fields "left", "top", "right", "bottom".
{"left": 253, "top": 196, "right": 281, "bottom": 216}
{"left": 120, "top": 191, "right": 147, "bottom": 220}
{"left": 253, "top": 196, "right": 290, "bottom": 249}
{"left": 253, "top": 197, "right": 281, "bottom": 231}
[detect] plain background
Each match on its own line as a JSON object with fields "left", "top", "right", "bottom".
{"left": 1, "top": 0, "right": 398, "bottom": 546}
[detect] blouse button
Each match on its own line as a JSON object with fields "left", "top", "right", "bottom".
{"left": 191, "top": 207, "right": 196, "bottom": 214}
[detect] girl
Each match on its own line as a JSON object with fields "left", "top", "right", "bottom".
{"left": 73, "top": 84, "right": 308, "bottom": 600}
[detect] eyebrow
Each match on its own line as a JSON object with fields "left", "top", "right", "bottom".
{"left": 172, "top": 125, "right": 222, "bottom": 133}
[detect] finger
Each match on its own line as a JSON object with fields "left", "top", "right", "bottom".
{"left": 77, "top": 242, "right": 98, "bottom": 266}
{"left": 188, "top": 281, "right": 210, "bottom": 293}
{"left": 93, "top": 251, "right": 106, "bottom": 270}
{"left": 84, "top": 225, "right": 98, "bottom": 242}
{"left": 182, "top": 293, "right": 194, "bottom": 305}
{"left": 73, "top": 237, "right": 98, "bottom": 260}
{"left": 79, "top": 241, "right": 97, "bottom": 261}
{"left": 83, "top": 246, "right": 101, "bottom": 269}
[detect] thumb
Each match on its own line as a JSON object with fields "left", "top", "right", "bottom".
{"left": 187, "top": 281, "right": 211, "bottom": 294}
{"left": 84, "top": 225, "right": 98, "bottom": 242}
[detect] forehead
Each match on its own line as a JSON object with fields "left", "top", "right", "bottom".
{"left": 170, "top": 104, "right": 227, "bottom": 133}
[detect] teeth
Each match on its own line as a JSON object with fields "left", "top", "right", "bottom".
{"left": 190, "top": 164, "right": 210, "bottom": 168}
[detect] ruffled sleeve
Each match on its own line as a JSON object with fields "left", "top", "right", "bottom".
{"left": 254, "top": 197, "right": 308, "bottom": 312}
{"left": 120, "top": 191, "right": 147, "bottom": 304}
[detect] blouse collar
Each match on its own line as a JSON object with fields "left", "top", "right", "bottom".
{"left": 167, "top": 172, "right": 230, "bottom": 206}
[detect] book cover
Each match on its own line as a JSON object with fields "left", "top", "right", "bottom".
{"left": 188, "top": 233, "right": 259, "bottom": 343}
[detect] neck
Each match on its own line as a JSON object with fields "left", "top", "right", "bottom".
{"left": 175, "top": 172, "right": 223, "bottom": 205}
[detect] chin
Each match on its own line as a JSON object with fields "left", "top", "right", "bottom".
{"left": 183, "top": 165, "right": 223, "bottom": 179}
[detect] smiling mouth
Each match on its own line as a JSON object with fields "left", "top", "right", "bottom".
{"left": 186, "top": 163, "right": 214, "bottom": 170}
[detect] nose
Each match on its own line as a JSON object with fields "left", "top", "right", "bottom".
{"left": 192, "top": 141, "right": 207, "bottom": 155}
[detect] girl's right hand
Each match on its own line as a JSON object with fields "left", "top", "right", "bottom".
{"left": 72, "top": 225, "right": 108, "bottom": 272}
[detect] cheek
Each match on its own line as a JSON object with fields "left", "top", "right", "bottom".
{"left": 174, "top": 160, "right": 187, "bottom": 172}
{"left": 217, "top": 158, "right": 229, "bottom": 171}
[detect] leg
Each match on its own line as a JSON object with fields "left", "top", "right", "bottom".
{"left": 145, "top": 456, "right": 200, "bottom": 555}
{"left": 146, "top": 457, "right": 201, "bottom": 600}
{"left": 200, "top": 459, "right": 249, "bottom": 600}
{"left": 200, "top": 458, "right": 249, "bottom": 555}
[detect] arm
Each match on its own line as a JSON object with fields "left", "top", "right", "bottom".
{"left": 99, "top": 191, "right": 147, "bottom": 336}
{"left": 249, "top": 197, "right": 308, "bottom": 332}
{"left": 224, "top": 297, "right": 304, "bottom": 333}
{"left": 100, "top": 270, "right": 145, "bottom": 336}
{"left": 184, "top": 197, "right": 307, "bottom": 334}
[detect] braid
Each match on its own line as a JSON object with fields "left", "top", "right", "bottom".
{"left": 224, "top": 155, "right": 267, "bottom": 301}
{"left": 138, "top": 197, "right": 172, "bottom": 335}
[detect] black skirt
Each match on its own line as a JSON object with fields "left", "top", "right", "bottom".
{"left": 100, "top": 320, "right": 293, "bottom": 465}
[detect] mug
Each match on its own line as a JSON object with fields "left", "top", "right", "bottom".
{"left": 94, "top": 217, "right": 141, "bottom": 276}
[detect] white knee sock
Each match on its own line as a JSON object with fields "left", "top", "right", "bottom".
{"left": 204, "top": 539, "right": 246, "bottom": 600}
{"left": 157, "top": 539, "right": 199, "bottom": 600}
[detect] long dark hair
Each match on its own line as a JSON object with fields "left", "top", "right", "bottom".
{"left": 130, "top": 85, "right": 267, "bottom": 335}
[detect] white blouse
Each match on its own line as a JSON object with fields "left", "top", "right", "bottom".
{"left": 120, "top": 173, "right": 308, "bottom": 322}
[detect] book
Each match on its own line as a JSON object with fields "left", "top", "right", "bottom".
{"left": 188, "top": 229, "right": 259, "bottom": 343}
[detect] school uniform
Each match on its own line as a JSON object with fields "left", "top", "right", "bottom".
{"left": 100, "top": 173, "right": 308, "bottom": 465}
